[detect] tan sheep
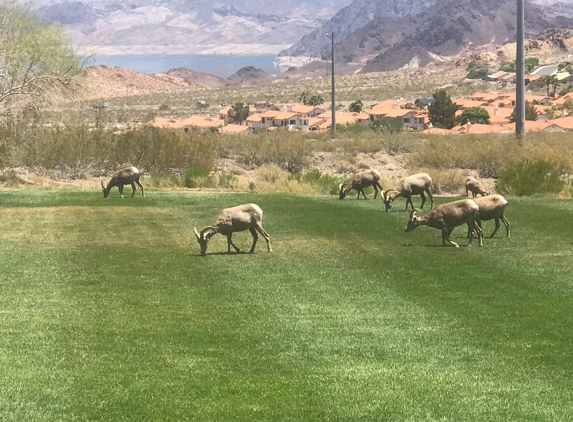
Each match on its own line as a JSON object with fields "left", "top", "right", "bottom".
{"left": 194, "top": 203, "right": 272, "bottom": 256}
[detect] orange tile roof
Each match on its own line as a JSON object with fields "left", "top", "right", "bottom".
{"left": 422, "top": 127, "right": 454, "bottom": 135}
{"left": 290, "top": 104, "right": 325, "bottom": 114}
{"left": 544, "top": 116, "right": 573, "bottom": 129}
{"left": 454, "top": 99, "right": 489, "bottom": 109}
{"left": 221, "top": 124, "right": 250, "bottom": 133}
{"left": 147, "top": 117, "right": 179, "bottom": 128}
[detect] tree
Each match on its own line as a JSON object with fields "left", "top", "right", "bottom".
{"left": 524, "top": 57, "right": 539, "bottom": 74}
{"left": 509, "top": 101, "right": 538, "bottom": 122}
{"left": 228, "top": 102, "right": 249, "bottom": 124}
{"left": 457, "top": 107, "right": 490, "bottom": 125}
{"left": 427, "top": 89, "right": 458, "bottom": 129}
{"left": 562, "top": 99, "right": 573, "bottom": 114}
{"left": 306, "top": 94, "right": 324, "bottom": 106}
{"left": 298, "top": 91, "right": 309, "bottom": 104}
{"left": 348, "top": 100, "right": 363, "bottom": 113}
{"left": 499, "top": 62, "right": 516, "bottom": 73}
{"left": 0, "top": 1, "right": 81, "bottom": 113}
{"left": 369, "top": 117, "right": 403, "bottom": 133}
{"left": 541, "top": 75, "right": 559, "bottom": 97}
{"left": 543, "top": 105, "right": 560, "bottom": 119}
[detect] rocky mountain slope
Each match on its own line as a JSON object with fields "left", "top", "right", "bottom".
{"left": 26, "top": 0, "right": 353, "bottom": 55}
{"left": 280, "top": 0, "right": 573, "bottom": 72}
{"left": 277, "top": 0, "right": 437, "bottom": 60}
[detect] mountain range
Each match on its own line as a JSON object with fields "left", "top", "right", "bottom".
{"left": 20, "top": 0, "right": 573, "bottom": 73}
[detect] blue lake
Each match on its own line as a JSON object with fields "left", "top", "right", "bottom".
{"left": 85, "top": 54, "right": 283, "bottom": 78}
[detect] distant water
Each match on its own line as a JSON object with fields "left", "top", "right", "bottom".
{"left": 85, "top": 54, "right": 284, "bottom": 78}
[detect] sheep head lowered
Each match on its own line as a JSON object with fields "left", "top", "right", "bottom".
{"left": 465, "top": 177, "right": 489, "bottom": 197}
{"left": 382, "top": 173, "right": 434, "bottom": 212}
{"left": 194, "top": 203, "right": 272, "bottom": 256}
{"left": 339, "top": 169, "right": 384, "bottom": 200}
{"left": 101, "top": 166, "right": 144, "bottom": 198}
{"left": 404, "top": 199, "right": 483, "bottom": 247}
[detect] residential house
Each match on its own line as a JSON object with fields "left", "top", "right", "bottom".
{"left": 289, "top": 103, "right": 326, "bottom": 117}
{"left": 455, "top": 123, "right": 514, "bottom": 135}
{"left": 218, "top": 105, "right": 257, "bottom": 124}
{"left": 367, "top": 101, "right": 426, "bottom": 130}
{"left": 246, "top": 110, "right": 300, "bottom": 131}
{"left": 180, "top": 115, "right": 223, "bottom": 133}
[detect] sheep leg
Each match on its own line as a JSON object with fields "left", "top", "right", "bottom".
{"left": 442, "top": 227, "right": 459, "bottom": 247}
{"left": 427, "top": 189, "right": 434, "bottom": 209}
{"left": 136, "top": 179, "right": 145, "bottom": 197}
{"left": 358, "top": 189, "right": 367, "bottom": 199}
{"left": 118, "top": 184, "right": 124, "bottom": 198}
{"left": 501, "top": 215, "right": 510, "bottom": 237}
{"left": 467, "top": 219, "right": 482, "bottom": 238}
{"left": 226, "top": 233, "right": 240, "bottom": 253}
{"left": 130, "top": 182, "right": 136, "bottom": 197}
{"left": 255, "top": 224, "right": 272, "bottom": 252}
{"left": 405, "top": 196, "right": 414, "bottom": 210}
{"left": 489, "top": 217, "right": 501, "bottom": 238}
{"left": 248, "top": 227, "right": 259, "bottom": 253}
{"left": 473, "top": 220, "right": 483, "bottom": 246}
{"left": 419, "top": 192, "right": 426, "bottom": 209}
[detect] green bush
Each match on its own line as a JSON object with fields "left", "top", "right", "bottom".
{"left": 218, "top": 173, "right": 238, "bottom": 189}
{"left": 301, "top": 170, "right": 344, "bottom": 195}
{"left": 496, "top": 159, "right": 565, "bottom": 196}
{"left": 183, "top": 167, "right": 214, "bottom": 188}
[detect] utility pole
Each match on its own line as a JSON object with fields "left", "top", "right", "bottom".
{"left": 515, "top": 0, "right": 525, "bottom": 139}
{"left": 329, "top": 32, "right": 336, "bottom": 131}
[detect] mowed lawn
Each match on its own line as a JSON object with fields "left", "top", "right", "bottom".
{"left": 0, "top": 189, "right": 572, "bottom": 421}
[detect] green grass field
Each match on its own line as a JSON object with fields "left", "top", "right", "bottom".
{"left": 1, "top": 190, "right": 572, "bottom": 421}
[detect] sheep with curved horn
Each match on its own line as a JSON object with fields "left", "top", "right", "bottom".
{"left": 194, "top": 203, "right": 272, "bottom": 256}
{"left": 404, "top": 199, "right": 483, "bottom": 247}
{"left": 101, "top": 166, "right": 144, "bottom": 198}
{"left": 382, "top": 173, "right": 434, "bottom": 212}
{"left": 338, "top": 169, "right": 384, "bottom": 200}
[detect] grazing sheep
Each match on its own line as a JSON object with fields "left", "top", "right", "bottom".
{"left": 465, "top": 177, "right": 489, "bottom": 197}
{"left": 339, "top": 169, "right": 384, "bottom": 200}
{"left": 382, "top": 173, "right": 434, "bottom": 211}
{"left": 470, "top": 194, "right": 510, "bottom": 238}
{"left": 194, "top": 203, "right": 272, "bottom": 256}
{"left": 101, "top": 166, "right": 144, "bottom": 198}
{"left": 404, "top": 199, "right": 483, "bottom": 247}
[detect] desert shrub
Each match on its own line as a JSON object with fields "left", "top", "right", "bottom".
{"left": 235, "top": 133, "right": 310, "bottom": 173}
{"left": 410, "top": 135, "right": 520, "bottom": 178}
{"left": 496, "top": 159, "right": 565, "bottom": 196}
{"left": 149, "top": 172, "right": 181, "bottom": 188}
{"left": 183, "top": 166, "right": 215, "bottom": 188}
{"left": 301, "top": 170, "right": 344, "bottom": 195}
{"left": 218, "top": 173, "right": 238, "bottom": 189}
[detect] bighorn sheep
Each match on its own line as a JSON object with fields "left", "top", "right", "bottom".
{"left": 469, "top": 194, "right": 510, "bottom": 238}
{"left": 101, "top": 166, "right": 144, "bottom": 198}
{"left": 194, "top": 203, "right": 272, "bottom": 256}
{"left": 404, "top": 199, "right": 483, "bottom": 247}
{"left": 339, "top": 169, "right": 384, "bottom": 200}
{"left": 465, "top": 177, "right": 489, "bottom": 197}
{"left": 382, "top": 173, "right": 434, "bottom": 211}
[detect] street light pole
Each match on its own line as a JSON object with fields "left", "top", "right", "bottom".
{"left": 515, "top": 0, "right": 525, "bottom": 139}
{"left": 330, "top": 32, "right": 336, "bottom": 132}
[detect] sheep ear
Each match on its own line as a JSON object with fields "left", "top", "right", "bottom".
{"left": 338, "top": 183, "right": 343, "bottom": 191}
